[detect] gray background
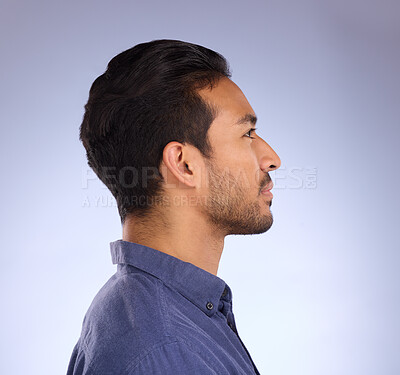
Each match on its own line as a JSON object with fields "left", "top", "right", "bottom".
{"left": 1, "top": 0, "right": 399, "bottom": 374}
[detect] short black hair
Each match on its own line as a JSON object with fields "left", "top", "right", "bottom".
{"left": 80, "top": 39, "right": 231, "bottom": 225}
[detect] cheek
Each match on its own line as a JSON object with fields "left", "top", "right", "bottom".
{"left": 212, "top": 137, "right": 259, "bottom": 176}
{"left": 225, "top": 157, "right": 260, "bottom": 188}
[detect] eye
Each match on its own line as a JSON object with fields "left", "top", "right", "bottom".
{"left": 244, "top": 128, "right": 257, "bottom": 139}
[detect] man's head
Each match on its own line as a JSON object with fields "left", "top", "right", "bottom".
{"left": 80, "top": 39, "right": 230, "bottom": 224}
{"left": 80, "top": 39, "right": 280, "bottom": 234}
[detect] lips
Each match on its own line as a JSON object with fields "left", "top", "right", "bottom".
{"left": 261, "top": 181, "right": 274, "bottom": 193}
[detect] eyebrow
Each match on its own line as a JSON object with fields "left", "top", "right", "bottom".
{"left": 233, "top": 113, "right": 258, "bottom": 127}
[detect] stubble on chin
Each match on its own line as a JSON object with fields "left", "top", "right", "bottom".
{"left": 201, "top": 162, "right": 274, "bottom": 235}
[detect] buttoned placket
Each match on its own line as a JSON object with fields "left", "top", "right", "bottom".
{"left": 218, "top": 287, "right": 260, "bottom": 375}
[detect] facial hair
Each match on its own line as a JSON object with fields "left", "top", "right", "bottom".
{"left": 201, "top": 159, "right": 273, "bottom": 236}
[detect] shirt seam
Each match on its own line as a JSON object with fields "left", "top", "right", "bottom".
{"left": 159, "top": 278, "right": 173, "bottom": 336}
{"left": 77, "top": 338, "right": 97, "bottom": 374}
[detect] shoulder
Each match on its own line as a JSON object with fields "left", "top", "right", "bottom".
{"left": 71, "top": 268, "right": 173, "bottom": 374}
{"left": 87, "top": 267, "right": 168, "bottom": 325}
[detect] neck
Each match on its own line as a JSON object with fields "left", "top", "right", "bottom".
{"left": 122, "top": 207, "right": 225, "bottom": 276}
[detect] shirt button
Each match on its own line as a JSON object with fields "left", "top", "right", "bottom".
{"left": 206, "top": 302, "right": 214, "bottom": 310}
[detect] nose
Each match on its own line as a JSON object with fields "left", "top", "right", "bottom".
{"left": 256, "top": 136, "right": 281, "bottom": 173}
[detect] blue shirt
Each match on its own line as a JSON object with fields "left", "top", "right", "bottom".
{"left": 67, "top": 240, "right": 260, "bottom": 374}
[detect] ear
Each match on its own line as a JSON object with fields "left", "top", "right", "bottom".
{"left": 160, "top": 141, "right": 198, "bottom": 189}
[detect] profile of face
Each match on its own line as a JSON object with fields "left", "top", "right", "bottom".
{"left": 198, "top": 77, "right": 281, "bottom": 236}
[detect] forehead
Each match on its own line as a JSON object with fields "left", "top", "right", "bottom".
{"left": 198, "top": 77, "right": 256, "bottom": 127}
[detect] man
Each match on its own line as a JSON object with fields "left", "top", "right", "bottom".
{"left": 67, "top": 39, "right": 280, "bottom": 374}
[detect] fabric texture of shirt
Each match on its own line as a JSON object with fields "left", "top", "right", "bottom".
{"left": 67, "top": 239, "right": 260, "bottom": 374}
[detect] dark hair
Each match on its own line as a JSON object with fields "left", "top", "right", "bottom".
{"left": 79, "top": 39, "right": 231, "bottom": 224}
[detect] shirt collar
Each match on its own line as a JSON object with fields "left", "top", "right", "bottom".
{"left": 110, "top": 239, "right": 228, "bottom": 317}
